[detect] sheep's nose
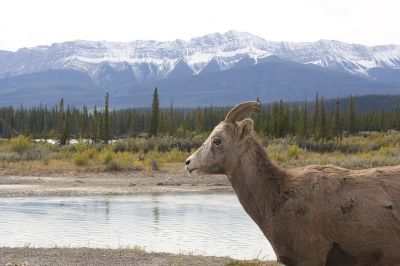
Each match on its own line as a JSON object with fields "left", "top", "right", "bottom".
{"left": 185, "top": 159, "right": 191, "bottom": 165}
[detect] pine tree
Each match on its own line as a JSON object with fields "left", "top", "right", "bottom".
{"left": 81, "top": 105, "right": 89, "bottom": 138}
{"left": 91, "top": 106, "right": 98, "bottom": 143}
{"left": 255, "top": 97, "right": 263, "bottom": 133}
{"left": 22, "top": 110, "right": 29, "bottom": 136}
{"left": 319, "top": 97, "right": 326, "bottom": 141}
{"left": 43, "top": 107, "right": 48, "bottom": 140}
{"left": 57, "top": 98, "right": 69, "bottom": 145}
{"left": 279, "top": 100, "right": 284, "bottom": 137}
{"left": 332, "top": 100, "right": 340, "bottom": 142}
{"left": 312, "top": 93, "right": 319, "bottom": 137}
{"left": 299, "top": 99, "right": 308, "bottom": 138}
{"left": 168, "top": 100, "right": 174, "bottom": 135}
{"left": 149, "top": 87, "right": 160, "bottom": 136}
{"left": 271, "top": 103, "right": 280, "bottom": 137}
{"left": 348, "top": 95, "right": 357, "bottom": 134}
{"left": 102, "top": 92, "right": 110, "bottom": 143}
{"left": 65, "top": 106, "right": 71, "bottom": 143}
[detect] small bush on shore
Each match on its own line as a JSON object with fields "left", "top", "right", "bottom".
{"left": 99, "top": 149, "right": 115, "bottom": 165}
{"left": 132, "top": 160, "right": 145, "bottom": 170}
{"left": 9, "top": 135, "right": 31, "bottom": 154}
{"left": 73, "top": 152, "right": 90, "bottom": 166}
{"left": 84, "top": 148, "right": 97, "bottom": 159}
{"left": 0, "top": 151, "right": 20, "bottom": 162}
{"left": 103, "top": 159, "right": 122, "bottom": 172}
{"left": 287, "top": 144, "right": 300, "bottom": 159}
{"left": 0, "top": 137, "right": 52, "bottom": 162}
{"left": 74, "top": 139, "right": 88, "bottom": 152}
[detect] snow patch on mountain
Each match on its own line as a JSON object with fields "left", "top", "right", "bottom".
{"left": 0, "top": 30, "right": 399, "bottom": 81}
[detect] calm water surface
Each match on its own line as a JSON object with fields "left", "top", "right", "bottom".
{"left": 0, "top": 192, "right": 276, "bottom": 260}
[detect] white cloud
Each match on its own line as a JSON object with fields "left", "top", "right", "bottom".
{"left": 0, "top": 0, "right": 399, "bottom": 51}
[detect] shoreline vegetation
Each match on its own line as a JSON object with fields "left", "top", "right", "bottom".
{"left": 0, "top": 247, "right": 281, "bottom": 266}
{"left": 1, "top": 131, "right": 400, "bottom": 196}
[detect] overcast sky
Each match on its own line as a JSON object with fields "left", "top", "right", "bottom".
{"left": 0, "top": 0, "right": 399, "bottom": 51}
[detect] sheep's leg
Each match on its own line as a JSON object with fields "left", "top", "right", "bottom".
{"left": 325, "top": 243, "right": 356, "bottom": 266}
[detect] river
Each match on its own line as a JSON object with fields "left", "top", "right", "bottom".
{"left": 0, "top": 192, "right": 276, "bottom": 260}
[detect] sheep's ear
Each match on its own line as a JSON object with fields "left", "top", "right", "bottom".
{"left": 236, "top": 118, "right": 254, "bottom": 139}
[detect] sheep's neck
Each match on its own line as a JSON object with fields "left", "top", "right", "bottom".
{"left": 227, "top": 138, "right": 288, "bottom": 233}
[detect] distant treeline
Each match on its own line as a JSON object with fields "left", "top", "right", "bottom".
{"left": 0, "top": 91, "right": 400, "bottom": 143}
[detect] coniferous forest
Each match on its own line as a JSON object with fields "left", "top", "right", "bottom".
{"left": 1, "top": 89, "right": 400, "bottom": 143}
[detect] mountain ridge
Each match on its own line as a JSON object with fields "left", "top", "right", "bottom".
{"left": 1, "top": 30, "right": 399, "bottom": 81}
{"left": 0, "top": 31, "right": 399, "bottom": 107}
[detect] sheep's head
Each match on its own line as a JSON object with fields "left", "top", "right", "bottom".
{"left": 185, "top": 101, "right": 261, "bottom": 176}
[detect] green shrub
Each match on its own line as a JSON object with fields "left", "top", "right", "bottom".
{"left": 113, "top": 141, "right": 129, "bottom": 153}
{"left": 74, "top": 139, "right": 88, "bottom": 152}
{"left": 114, "top": 152, "right": 134, "bottom": 167}
{"left": 9, "top": 135, "right": 31, "bottom": 154}
{"left": 132, "top": 160, "right": 145, "bottom": 170}
{"left": 287, "top": 144, "right": 300, "bottom": 159}
{"left": 73, "top": 152, "right": 90, "bottom": 166}
{"left": 59, "top": 144, "right": 76, "bottom": 153}
{"left": 112, "top": 136, "right": 203, "bottom": 153}
{"left": 84, "top": 148, "right": 97, "bottom": 159}
{"left": 20, "top": 145, "right": 52, "bottom": 160}
{"left": 103, "top": 159, "right": 122, "bottom": 171}
{"left": 99, "top": 150, "right": 115, "bottom": 165}
{"left": 0, "top": 151, "right": 20, "bottom": 162}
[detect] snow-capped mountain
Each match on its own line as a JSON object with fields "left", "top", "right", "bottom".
{"left": 0, "top": 30, "right": 399, "bottom": 82}
{"left": 0, "top": 31, "right": 399, "bottom": 107}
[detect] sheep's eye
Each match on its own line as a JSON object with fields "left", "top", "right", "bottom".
{"left": 213, "top": 138, "right": 222, "bottom": 145}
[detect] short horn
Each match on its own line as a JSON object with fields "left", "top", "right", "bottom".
{"left": 225, "top": 101, "right": 261, "bottom": 123}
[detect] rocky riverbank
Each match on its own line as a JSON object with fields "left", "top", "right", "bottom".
{"left": 0, "top": 247, "right": 280, "bottom": 266}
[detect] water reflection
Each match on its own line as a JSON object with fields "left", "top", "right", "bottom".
{"left": 0, "top": 192, "right": 276, "bottom": 260}
{"left": 153, "top": 205, "right": 160, "bottom": 223}
{"left": 105, "top": 199, "right": 110, "bottom": 221}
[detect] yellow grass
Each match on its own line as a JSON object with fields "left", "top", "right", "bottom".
{"left": 1, "top": 132, "right": 400, "bottom": 174}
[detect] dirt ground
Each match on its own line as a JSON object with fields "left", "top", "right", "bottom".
{"left": 0, "top": 247, "right": 281, "bottom": 266}
{"left": 0, "top": 163, "right": 232, "bottom": 197}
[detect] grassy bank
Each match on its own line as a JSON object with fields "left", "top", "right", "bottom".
{"left": 0, "top": 131, "right": 399, "bottom": 175}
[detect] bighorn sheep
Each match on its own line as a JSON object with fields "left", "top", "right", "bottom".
{"left": 185, "top": 101, "right": 400, "bottom": 266}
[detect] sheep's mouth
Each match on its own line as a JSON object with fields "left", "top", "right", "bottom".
{"left": 187, "top": 167, "right": 198, "bottom": 173}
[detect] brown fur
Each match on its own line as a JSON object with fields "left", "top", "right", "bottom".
{"left": 186, "top": 119, "right": 400, "bottom": 266}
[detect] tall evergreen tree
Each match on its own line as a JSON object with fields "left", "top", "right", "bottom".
{"left": 91, "top": 106, "right": 98, "bottom": 143}
{"left": 318, "top": 97, "right": 327, "bottom": 141}
{"left": 81, "top": 105, "right": 89, "bottom": 138}
{"left": 65, "top": 105, "right": 71, "bottom": 141}
{"left": 279, "top": 100, "right": 284, "bottom": 137}
{"left": 255, "top": 97, "right": 263, "bottom": 133}
{"left": 332, "top": 100, "right": 341, "bottom": 142}
{"left": 348, "top": 95, "right": 357, "bottom": 134}
{"left": 102, "top": 92, "right": 111, "bottom": 143}
{"left": 312, "top": 93, "right": 319, "bottom": 137}
{"left": 43, "top": 107, "right": 48, "bottom": 139}
{"left": 57, "top": 98, "right": 69, "bottom": 145}
{"left": 149, "top": 87, "right": 160, "bottom": 136}
{"left": 299, "top": 99, "right": 308, "bottom": 138}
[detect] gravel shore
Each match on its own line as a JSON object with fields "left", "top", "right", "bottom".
{"left": 0, "top": 171, "right": 232, "bottom": 197}
{"left": 0, "top": 247, "right": 280, "bottom": 266}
